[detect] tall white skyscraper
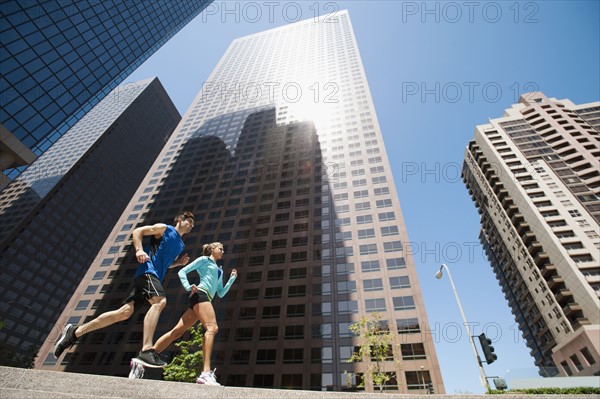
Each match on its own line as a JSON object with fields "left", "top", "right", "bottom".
{"left": 38, "top": 11, "right": 445, "bottom": 393}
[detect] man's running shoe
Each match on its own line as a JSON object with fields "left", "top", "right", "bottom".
{"left": 54, "top": 324, "right": 77, "bottom": 358}
{"left": 136, "top": 349, "right": 166, "bottom": 368}
{"left": 196, "top": 369, "right": 221, "bottom": 386}
{"left": 128, "top": 358, "right": 145, "bottom": 379}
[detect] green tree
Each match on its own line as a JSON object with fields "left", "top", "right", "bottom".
{"left": 346, "top": 312, "right": 400, "bottom": 392}
{"left": 163, "top": 324, "right": 204, "bottom": 383}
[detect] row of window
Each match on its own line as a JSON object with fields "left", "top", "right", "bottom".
{"left": 235, "top": 276, "right": 411, "bottom": 301}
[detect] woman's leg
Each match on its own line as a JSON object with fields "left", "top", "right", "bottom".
{"left": 153, "top": 308, "right": 197, "bottom": 354}
{"left": 193, "top": 302, "right": 218, "bottom": 373}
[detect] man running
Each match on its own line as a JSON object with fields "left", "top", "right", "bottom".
{"left": 54, "top": 211, "right": 194, "bottom": 368}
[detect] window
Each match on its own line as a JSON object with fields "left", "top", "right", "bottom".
{"left": 335, "top": 217, "right": 352, "bottom": 226}
{"left": 235, "top": 328, "right": 253, "bottom": 341}
{"left": 354, "top": 190, "right": 369, "bottom": 198}
{"left": 571, "top": 254, "right": 594, "bottom": 263}
{"left": 405, "top": 370, "right": 431, "bottom": 390}
{"left": 92, "top": 271, "right": 106, "bottom": 280}
{"left": 393, "top": 296, "right": 415, "bottom": 310}
{"left": 273, "top": 225, "right": 288, "bottom": 235}
{"left": 376, "top": 199, "right": 393, "bottom": 208}
{"left": 335, "top": 231, "right": 352, "bottom": 241}
{"left": 378, "top": 212, "right": 395, "bottom": 221}
{"left": 361, "top": 260, "right": 380, "bottom": 272}
{"left": 390, "top": 276, "right": 410, "bottom": 289}
{"left": 570, "top": 354, "right": 584, "bottom": 371}
{"left": 291, "top": 252, "right": 307, "bottom": 262}
{"left": 363, "top": 278, "right": 383, "bottom": 291}
{"left": 397, "top": 318, "right": 420, "bottom": 334}
{"left": 568, "top": 209, "right": 582, "bottom": 217}
{"left": 383, "top": 240, "right": 403, "bottom": 252}
{"left": 337, "top": 281, "right": 356, "bottom": 294}
{"left": 561, "top": 360, "right": 573, "bottom": 376}
{"left": 365, "top": 298, "right": 387, "bottom": 312}
{"left": 287, "top": 304, "right": 305, "bottom": 317}
{"left": 285, "top": 325, "right": 304, "bottom": 339}
{"left": 231, "top": 350, "right": 250, "bottom": 365}
{"left": 267, "top": 270, "right": 284, "bottom": 281}
{"left": 288, "top": 285, "right": 306, "bottom": 297}
{"left": 272, "top": 239, "right": 287, "bottom": 248}
{"left": 358, "top": 228, "right": 375, "bottom": 239}
{"left": 270, "top": 254, "right": 286, "bottom": 264}
{"left": 262, "top": 306, "right": 280, "bottom": 319}
{"left": 555, "top": 230, "right": 576, "bottom": 238}
{"left": 360, "top": 244, "right": 377, "bottom": 255}
{"left": 381, "top": 226, "right": 399, "bottom": 236}
{"left": 290, "top": 268, "right": 307, "bottom": 279}
{"left": 239, "top": 307, "right": 257, "bottom": 320}
{"left": 256, "top": 349, "right": 276, "bottom": 364}
{"left": 242, "top": 289, "right": 259, "bottom": 300}
{"left": 356, "top": 215, "right": 373, "bottom": 224}
{"left": 259, "top": 326, "right": 278, "bottom": 340}
{"left": 283, "top": 348, "right": 304, "bottom": 364}
{"left": 249, "top": 256, "right": 264, "bottom": 266}
{"left": 264, "top": 286, "right": 282, "bottom": 299}
{"left": 355, "top": 201, "right": 371, "bottom": 211}
{"left": 580, "top": 347, "right": 596, "bottom": 365}
{"left": 387, "top": 257, "right": 406, "bottom": 269}
{"left": 338, "top": 300, "right": 358, "bottom": 314}
{"left": 84, "top": 285, "right": 98, "bottom": 295}
{"left": 401, "top": 343, "right": 426, "bottom": 360}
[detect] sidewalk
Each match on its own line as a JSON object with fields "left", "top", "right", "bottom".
{"left": 0, "top": 366, "right": 593, "bottom": 399}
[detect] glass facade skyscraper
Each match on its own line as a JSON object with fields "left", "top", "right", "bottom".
{"left": 0, "top": 0, "right": 212, "bottom": 180}
{"left": 0, "top": 77, "right": 181, "bottom": 367}
{"left": 37, "top": 11, "right": 445, "bottom": 393}
{"left": 463, "top": 92, "right": 599, "bottom": 376}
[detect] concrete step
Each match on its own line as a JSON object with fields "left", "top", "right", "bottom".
{"left": 0, "top": 366, "right": 595, "bottom": 399}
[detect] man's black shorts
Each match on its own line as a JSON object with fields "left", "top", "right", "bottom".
{"left": 189, "top": 290, "right": 211, "bottom": 308}
{"left": 123, "top": 274, "right": 166, "bottom": 308}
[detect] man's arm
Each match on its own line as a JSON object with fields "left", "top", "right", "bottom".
{"left": 132, "top": 223, "right": 167, "bottom": 263}
{"left": 169, "top": 253, "right": 190, "bottom": 268}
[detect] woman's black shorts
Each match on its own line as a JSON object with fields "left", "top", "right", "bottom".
{"left": 189, "top": 290, "right": 211, "bottom": 308}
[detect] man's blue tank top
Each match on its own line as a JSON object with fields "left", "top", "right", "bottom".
{"left": 134, "top": 225, "right": 184, "bottom": 282}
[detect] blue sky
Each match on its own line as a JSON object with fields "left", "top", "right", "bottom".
{"left": 127, "top": 1, "right": 600, "bottom": 393}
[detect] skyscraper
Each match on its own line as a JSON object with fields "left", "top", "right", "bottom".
{"left": 37, "top": 11, "right": 445, "bottom": 393}
{"left": 462, "top": 92, "right": 599, "bottom": 376}
{"left": 0, "top": 0, "right": 212, "bottom": 182}
{"left": 0, "top": 77, "right": 181, "bottom": 367}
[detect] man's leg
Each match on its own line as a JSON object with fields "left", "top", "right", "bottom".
{"left": 75, "top": 302, "right": 134, "bottom": 337}
{"left": 141, "top": 295, "right": 167, "bottom": 351}
{"left": 153, "top": 308, "right": 197, "bottom": 354}
{"left": 54, "top": 302, "right": 134, "bottom": 358}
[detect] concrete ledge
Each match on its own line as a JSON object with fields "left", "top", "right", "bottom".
{"left": 0, "top": 366, "right": 597, "bottom": 399}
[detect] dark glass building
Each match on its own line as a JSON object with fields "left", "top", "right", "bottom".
{"left": 0, "top": 77, "right": 181, "bottom": 367}
{"left": 0, "top": 0, "right": 212, "bottom": 181}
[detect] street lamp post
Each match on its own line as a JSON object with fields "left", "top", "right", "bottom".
{"left": 435, "top": 263, "right": 491, "bottom": 392}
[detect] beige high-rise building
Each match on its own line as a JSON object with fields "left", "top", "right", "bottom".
{"left": 36, "top": 11, "right": 445, "bottom": 393}
{"left": 463, "top": 92, "right": 599, "bottom": 377}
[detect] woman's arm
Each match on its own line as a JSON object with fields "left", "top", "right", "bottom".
{"left": 216, "top": 269, "right": 237, "bottom": 297}
{"left": 177, "top": 257, "right": 204, "bottom": 291}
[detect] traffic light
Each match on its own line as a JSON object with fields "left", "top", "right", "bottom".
{"left": 478, "top": 333, "right": 497, "bottom": 364}
{"left": 428, "top": 383, "right": 434, "bottom": 394}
